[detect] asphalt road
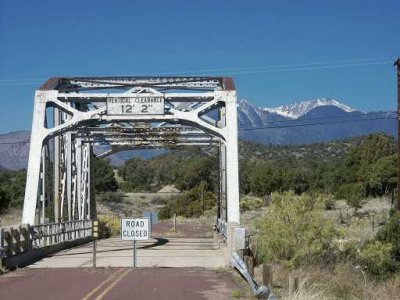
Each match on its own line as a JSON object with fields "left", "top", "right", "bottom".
{"left": 0, "top": 267, "right": 243, "bottom": 300}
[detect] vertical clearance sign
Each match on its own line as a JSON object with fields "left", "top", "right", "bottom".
{"left": 121, "top": 218, "right": 150, "bottom": 268}
{"left": 107, "top": 95, "right": 164, "bottom": 115}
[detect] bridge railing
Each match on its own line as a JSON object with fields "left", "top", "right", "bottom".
{"left": 0, "top": 224, "right": 31, "bottom": 259}
{"left": 0, "top": 220, "right": 92, "bottom": 259}
{"left": 216, "top": 218, "right": 227, "bottom": 238}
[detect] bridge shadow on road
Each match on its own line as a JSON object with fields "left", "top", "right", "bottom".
{"left": 49, "top": 238, "right": 170, "bottom": 257}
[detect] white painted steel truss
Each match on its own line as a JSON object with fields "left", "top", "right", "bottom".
{"left": 22, "top": 77, "right": 240, "bottom": 234}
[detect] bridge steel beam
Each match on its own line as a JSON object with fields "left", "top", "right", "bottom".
{"left": 224, "top": 91, "right": 240, "bottom": 224}
{"left": 23, "top": 77, "right": 240, "bottom": 250}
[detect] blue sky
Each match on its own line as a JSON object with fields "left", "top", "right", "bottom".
{"left": 0, "top": 0, "right": 399, "bottom": 133}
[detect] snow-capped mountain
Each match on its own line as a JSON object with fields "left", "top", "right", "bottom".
{"left": 238, "top": 98, "right": 395, "bottom": 145}
{"left": 262, "top": 98, "right": 356, "bottom": 119}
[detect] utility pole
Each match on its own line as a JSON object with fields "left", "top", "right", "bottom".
{"left": 395, "top": 57, "right": 400, "bottom": 211}
{"left": 200, "top": 180, "right": 206, "bottom": 215}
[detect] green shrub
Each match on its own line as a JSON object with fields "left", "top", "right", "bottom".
{"left": 151, "top": 196, "right": 168, "bottom": 205}
{"left": 231, "top": 290, "right": 242, "bottom": 298}
{"left": 92, "top": 157, "right": 118, "bottom": 192}
{"left": 0, "top": 188, "right": 10, "bottom": 213}
{"left": 0, "top": 170, "right": 26, "bottom": 209}
{"left": 322, "top": 194, "right": 335, "bottom": 210}
{"left": 98, "top": 215, "right": 120, "bottom": 238}
{"left": 118, "top": 157, "right": 153, "bottom": 190}
{"left": 240, "top": 197, "right": 263, "bottom": 212}
{"left": 335, "top": 183, "right": 365, "bottom": 211}
{"left": 374, "top": 210, "right": 400, "bottom": 270}
{"left": 96, "top": 192, "right": 124, "bottom": 203}
{"left": 158, "top": 187, "right": 216, "bottom": 219}
{"left": 255, "top": 191, "right": 340, "bottom": 268}
{"left": 359, "top": 241, "right": 395, "bottom": 278}
{"left": 118, "top": 181, "right": 136, "bottom": 192}
{"left": 348, "top": 209, "right": 400, "bottom": 279}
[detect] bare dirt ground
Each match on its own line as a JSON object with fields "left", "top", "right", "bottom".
{"left": 152, "top": 219, "right": 214, "bottom": 238}
{"left": 0, "top": 267, "right": 246, "bottom": 300}
{"left": 0, "top": 207, "right": 22, "bottom": 226}
{"left": 96, "top": 191, "right": 176, "bottom": 218}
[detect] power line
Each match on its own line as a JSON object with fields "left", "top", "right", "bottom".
{"left": 230, "top": 61, "right": 392, "bottom": 76}
{"left": 239, "top": 116, "right": 396, "bottom": 131}
{"left": 0, "top": 141, "right": 30, "bottom": 144}
{"left": 0, "top": 78, "right": 46, "bottom": 83}
{"left": 238, "top": 111, "right": 395, "bottom": 126}
{"left": 0, "top": 56, "right": 394, "bottom": 86}
{"left": 150, "top": 56, "right": 394, "bottom": 75}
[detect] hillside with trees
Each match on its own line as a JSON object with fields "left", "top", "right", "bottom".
{"left": 111, "top": 133, "right": 397, "bottom": 220}
{"left": 1, "top": 133, "right": 399, "bottom": 297}
{"left": 240, "top": 134, "right": 396, "bottom": 201}
{"left": 0, "top": 170, "right": 26, "bottom": 213}
{"left": 0, "top": 133, "right": 396, "bottom": 217}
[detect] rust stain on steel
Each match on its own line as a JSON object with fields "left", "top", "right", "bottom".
{"left": 222, "top": 77, "right": 236, "bottom": 91}
{"left": 38, "top": 77, "right": 60, "bottom": 91}
{"left": 38, "top": 76, "right": 236, "bottom": 91}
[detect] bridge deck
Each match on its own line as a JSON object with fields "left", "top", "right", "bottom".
{"left": 28, "top": 237, "right": 225, "bottom": 268}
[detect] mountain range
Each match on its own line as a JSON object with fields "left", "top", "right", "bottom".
{"left": 0, "top": 98, "right": 396, "bottom": 170}
{"left": 237, "top": 98, "right": 395, "bottom": 144}
{"left": 0, "top": 131, "right": 30, "bottom": 170}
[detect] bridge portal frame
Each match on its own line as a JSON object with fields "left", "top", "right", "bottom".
{"left": 22, "top": 76, "right": 240, "bottom": 239}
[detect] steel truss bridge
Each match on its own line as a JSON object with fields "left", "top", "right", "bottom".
{"left": 20, "top": 76, "right": 240, "bottom": 246}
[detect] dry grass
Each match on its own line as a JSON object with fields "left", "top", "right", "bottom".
{"left": 366, "top": 275, "right": 400, "bottom": 300}
{"left": 245, "top": 195, "right": 397, "bottom": 299}
{"left": 287, "top": 277, "right": 330, "bottom": 300}
{"left": 0, "top": 208, "right": 22, "bottom": 226}
{"left": 265, "top": 264, "right": 400, "bottom": 300}
{"left": 96, "top": 192, "right": 174, "bottom": 217}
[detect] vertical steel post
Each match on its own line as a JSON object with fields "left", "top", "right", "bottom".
{"left": 201, "top": 180, "right": 205, "bottom": 215}
{"left": 75, "top": 138, "right": 82, "bottom": 219}
{"left": 216, "top": 142, "right": 221, "bottom": 221}
{"left": 66, "top": 132, "right": 72, "bottom": 221}
{"left": 87, "top": 145, "right": 91, "bottom": 220}
{"left": 41, "top": 147, "right": 46, "bottom": 223}
{"left": 54, "top": 108, "right": 61, "bottom": 222}
{"left": 22, "top": 91, "right": 57, "bottom": 225}
{"left": 133, "top": 240, "right": 137, "bottom": 268}
{"left": 173, "top": 213, "right": 176, "bottom": 232}
{"left": 219, "top": 105, "right": 227, "bottom": 222}
{"left": 224, "top": 91, "right": 240, "bottom": 224}
{"left": 395, "top": 58, "right": 400, "bottom": 211}
{"left": 93, "top": 238, "right": 97, "bottom": 268}
{"left": 92, "top": 219, "right": 98, "bottom": 268}
{"left": 81, "top": 144, "right": 88, "bottom": 219}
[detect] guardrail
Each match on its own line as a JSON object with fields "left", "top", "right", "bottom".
{"left": 0, "top": 220, "right": 92, "bottom": 259}
{"left": 31, "top": 220, "right": 92, "bottom": 248}
{"left": 216, "top": 218, "right": 227, "bottom": 238}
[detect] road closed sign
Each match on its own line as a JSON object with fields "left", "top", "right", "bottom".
{"left": 121, "top": 218, "right": 150, "bottom": 241}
